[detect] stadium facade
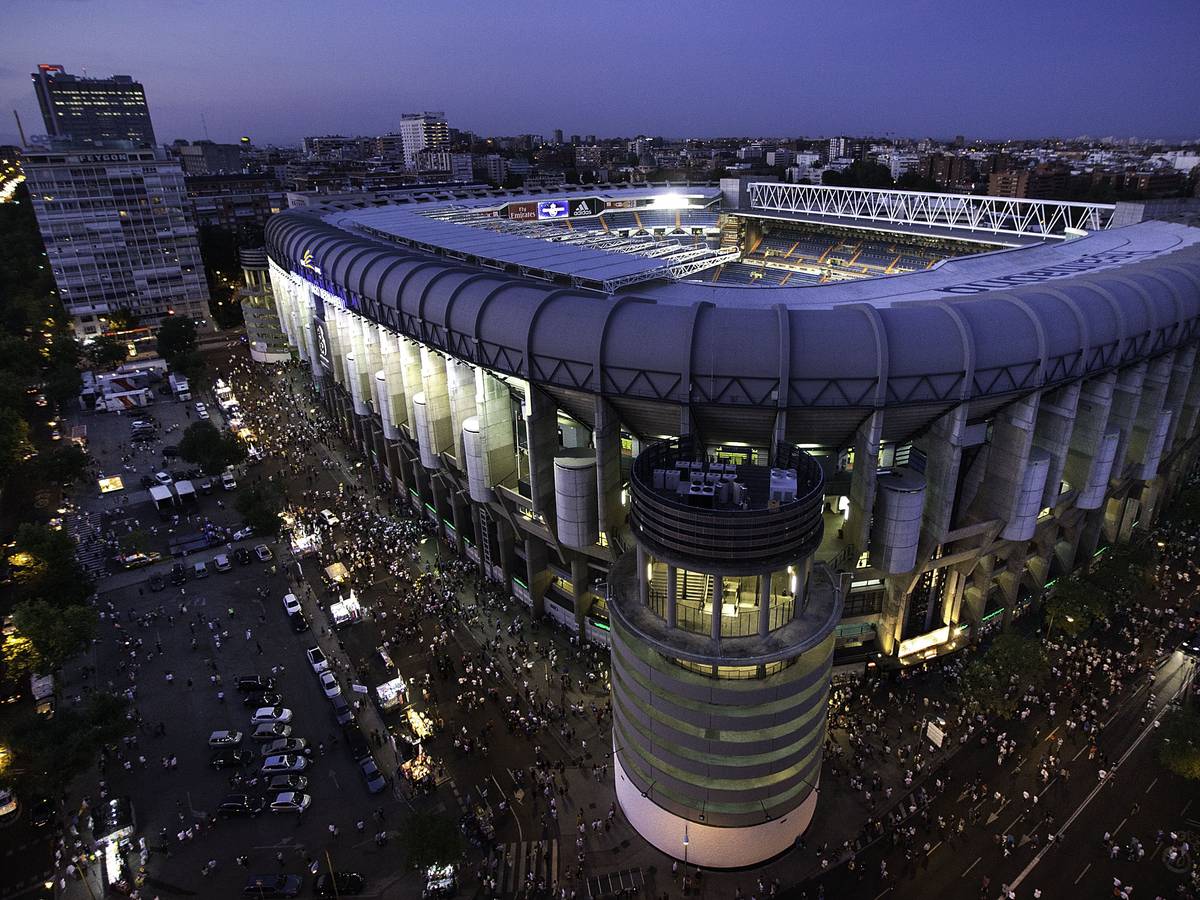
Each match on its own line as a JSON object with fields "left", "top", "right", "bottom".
{"left": 265, "top": 181, "right": 1200, "bottom": 867}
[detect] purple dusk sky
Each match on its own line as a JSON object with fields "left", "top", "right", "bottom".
{"left": 2, "top": 0, "right": 1198, "bottom": 147}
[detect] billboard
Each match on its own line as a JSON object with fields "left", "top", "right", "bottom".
{"left": 568, "top": 197, "right": 601, "bottom": 218}
{"left": 506, "top": 201, "right": 538, "bottom": 221}
{"left": 313, "top": 319, "right": 333, "bottom": 374}
{"left": 537, "top": 199, "right": 569, "bottom": 220}
{"left": 604, "top": 198, "right": 637, "bottom": 209}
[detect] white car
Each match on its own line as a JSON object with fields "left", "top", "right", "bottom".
{"left": 207, "top": 729, "right": 243, "bottom": 747}
{"left": 319, "top": 670, "right": 341, "bottom": 699}
{"left": 262, "top": 756, "right": 309, "bottom": 775}
{"left": 254, "top": 543, "right": 273, "bottom": 562}
{"left": 282, "top": 593, "right": 302, "bottom": 616}
{"left": 213, "top": 553, "right": 232, "bottom": 573}
{"left": 197, "top": 407, "right": 210, "bottom": 420}
{"left": 305, "top": 647, "right": 328, "bottom": 673}
{"left": 319, "top": 509, "right": 340, "bottom": 527}
{"left": 232, "top": 526, "right": 254, "bottom": 541}
{"left": 221, "top": 470, "right": 237, "bottom": 491}
{"left": 269, "top": 791, "right": 311, "bottom": 813}
{"left": 194, "top": 401, "right": 207, "bottom": 413}
{"left": 250, "top": 706, "right": 293, "bottom": 725}
{"left": 153, "top": 471, "right": 173, "bottom": 485}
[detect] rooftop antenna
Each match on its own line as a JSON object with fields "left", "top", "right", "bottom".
{"left": 201, "top": 110, "right": 210, "bottom": 140}
{"left": 13, "top": 110, "right": 27, "bottom": 147}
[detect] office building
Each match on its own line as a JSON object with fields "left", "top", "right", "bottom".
{"left": 32, "top": 64, "right": 155, "bottom": 146}
{"left": 24, "top": 146, "right": 210, "bottom": 336}
{"left": 399, "top": 112, "right": 450, "bottom": 169}
{"left": 172, "top": 140, "right": 243, "bottom": 176}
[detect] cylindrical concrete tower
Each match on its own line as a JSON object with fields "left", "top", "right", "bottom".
{"left": 609, "top": 437, "right": 841, "bottom": 868}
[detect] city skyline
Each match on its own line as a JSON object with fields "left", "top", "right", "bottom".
{"left": 2, "top": 0, "right": 1199, "bottom": 148}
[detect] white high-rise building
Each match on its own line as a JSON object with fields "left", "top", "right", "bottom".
{"left": 398, "top": 112, "right": 449, "bottom": 169}
{"left": 24, "top": 147, "right": 211, "bottom": 337}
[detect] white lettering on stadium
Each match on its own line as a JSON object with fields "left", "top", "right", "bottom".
{"left": 936, "top": 250, "right": 1162, "bottom": 294}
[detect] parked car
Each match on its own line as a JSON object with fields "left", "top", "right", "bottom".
{"left": 315, "top": 873, "right": 365, "bottom": 896}
{"left": 318, "top": 671, "right": 341, "bottom": 699}
{"left": 213, "top": 553, "right": 232, "bottom": 573}
{"left": 168, "top": 564, "right": 189, "bottom": 586}
{"left": 261, "top": 754, "right": 308, "bottom": 775}
{"left": 234, "top": 547, "right": 253, "bottom": 566}
{"left": 359, "top": 758, "right": 387, "bottom": 794}
{"left": 192, "top": 560, "right": 210, "bottom": 579}
{"left": 209, "top": 749, "right": 254, "bottom": 770}
{"left": 233, "top": 525, "right": 254, "bottom": 541}
{"left": 267, "top": 774, "right": 308, "bottom": 793}
{"left": 330, "top": 694, "right": 353, "bottom": 726}
{"left": 194, "top": 401, "right": 207, "bottom": 413}
{"left": 218, "top": 794, "right": 265, "bottom": 818}
{"left": 242, "top": 874, "right": 302, "bottom": 898}
{"left": 28, "top": 797, "right": 55, "bottom": 829}
{"left": 199, "top": 478, "right": 214, "bottom": 494}
{"left": 268, "top": 791, "right": 311, "bottom": 814}
{"left": 289, "top": 612, "right": 310, "bottom": 633}
{"left": 261, "top": 738, "right": 307, "bottom": 757}
{"left": 236, "top": 675, "right": 275, "bottom": 693}
{"left": 153, "top": 471, "right": 173, "bottom": 485}
{"left": 254, "top": 544, "right": 273, "bottom": 562}
{"left": 162, "top": 444, "right": 180, "bottom": 458}
{"left": 319, "top": 509, "right": 340, "bottom": 527}
{"left": 282, "top": 593, "right": 302, "bottom": 616}
{"left": 252, "top": 722, "right": 293, "bottom": 742}
{"left": 242, "top": 691, "right": 283, "bottom": 710}
{"left": 342, "top": 726, "right": 372, "bottom": 764}
{"left": 208, "top": 729, "right": 243, "bottom": 747}
{"left": 147, "top": 573, "right": 166, "bottom": 592}
{"left": 222, "top": 469, "right": 237, "bottom": 491}
{"left": 251, "top": 706, "right": 293, "bottom": 725}
{"left": 306, "top": 647, "right": 328, "bottom": 673}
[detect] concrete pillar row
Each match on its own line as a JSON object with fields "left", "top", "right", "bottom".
{"left": 1031, "top": 382, "right": 1081, "bottom": 508}
{"left": 845, "top": 411, "right": 883, "bottom": 555}
{"left": 1128, "top": 353, "right": 1174, "bottom": 478}
{"left": 1174, "top": 343, "right": 1200, "bottom": 454}
{"left": 525, "top": 387, "right": 559, "bottom": 527}
{"left": 446, "top": 360, "right": 478, "bottom": 467}
{"left": 1107, "top": 362, "right": 1147, "bottom": 480}
{"left": 398, "top": 339, "right": 423, "bottom": 433}
{"left": 976, "top": 393, "right": 1041, "bottom": 528}
{"left": 1162, "top": 345, "right": 1196, "bottom": 453}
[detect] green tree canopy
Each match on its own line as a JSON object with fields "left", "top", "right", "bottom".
{"left": 395, "top": 811, "right": 464, "bottom": 870}
{"left": 0, "top": 408, "right": 32, "bottom": 481}
{"left": 1044, "top": 576, "right": 1112, "bottom": 638}
{"left": 7, "top": 522, "right": 93, "bottom": 606}
{"left": 87, "top": 334, "right": 131, "bottom": 370}
{"left": 155, "top": 315, "right": 198, "bottom": 364}
{"left": 234, "top": 482, "right": 284, "bottom": 537}
{"left": 1, "top": 691, "right": 131, "bottom": 796}
{"left": 36, "top": 443, "right": 91, "bottom": 486}
{"left": 1158, "top": 706, "right": 1200, "bottom": 781}
{"left": 7, "top": 600, "right": 96, "bottom": 674}
{"left": 178, "top": 420, "right": 246, "bottom": 475}
{"left": 959, "top": 633, "right": 1049, "bottom": 718}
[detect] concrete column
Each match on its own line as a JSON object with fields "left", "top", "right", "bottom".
{"left": 1162, "top": 346, "right": 1195, "bottom": 453}
{"left": 976, "top": 393, "right": 1041, "bottom": 527}
{"left": 711, "top": 575, "right": 723, "bottom": 640}
{"left": 398, "top": 340, "right": 423, "bottom": 433}
{"left": 1128, "top": 353, "right": 1173, "bottom": 478}
{"left": 636, "top": 544, "right": 649, "bottom": 607}
{"left": 464, "top": 368, "right": 517, "bottom": 502}
{"left": 845, "top": 411, "right": 883, "bottom": 554}
{"left": 758, "top": 573, "right": 772, "bottom": 637}
{"left": 912, "top": 404, "right": 968, "bottom": 546}
{"left": 594, "top": 397, "right": 625, "bottom": 541}
{"left": 878, "top": 579, "right": 908, "bottom": 656}
{"left": 1031, "top": 383, "right": 1080, "bottom": 508}
{"left": 1107, "top": 363, "right": 1147, "bottom": 479}
{"left": 495, "top": 516, "right": 516, "bottom": 590}
{"left": 450, "top": 488, "right": 468, "bottom": 551}
{"left": 665, "top": 565, "right": 678, "bottom": 628}
{"left": 524, "top": 537, "right": 549, "bottom": 619}
{"left": 1064, "top": 373, "right": 1116, "bottom": 502}
{"left": 446, "top": 360, "right": 477, "bottom": 468}
{"left": 415, "top": 347, "right": 453, "bottom": 467}
{"left": 555, "top": 453, "right": 599, "bottom": 548}
{"left": 324, "top": 302, "right": 349, "bottom": 385}
{"left": 1175, "top": 345, "right": 1200, "bottom": 454}
{"left": 525, "top": 387, "right": 559, "bottom": 527}
{"left": 571, "top": 554, "right": 592, "bottom": 630}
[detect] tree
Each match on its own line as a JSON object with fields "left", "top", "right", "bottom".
{"left": 155, "top": 315, "right": 198, "bottom": 364}
{"left": 0, "top": 691, "right": 131, "bottom": 796}
{"left": 170, "top": 349, "right": 207, "bottom": 381}
{"left": 234, "top": 482, "right": 284, "bottom": 537}
{"left": 396, "top": 812, "right": 464, "bottom": 870}
{"left": 107, "top": 308, "right": 139, "bottom": 331}
{"left": 87, "top": 334, "right": 130, "bottom": 370}
{"left": 178, "top": 420, "right": 246, "bottom": 475}
{"left": 1158, "top": 707, "right": 1200, "bottom": 781}
{"left": 42, "top": 364, "right": 82, "bottom": 408}
{"left": 7, "top": 522, "right": 93, "bottom": 606}
{"left": 959, "top": 633, "right": 1048, "bottom": 718}
{"left": 36, "top": 443, "right": 91, "bottom": 486}
{"left": 8, "top": 600, "right": 96, "bottom": 674}
{"left": 0, "top": 408, "right": 32, "bottom": 481}
{"left": 1043, "top": 576, "right": 1112, "bottom": 638}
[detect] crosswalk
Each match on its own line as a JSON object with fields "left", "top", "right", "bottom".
{"left": 489, "top": 839, "right": 558, "bottom": 896}
{"left": 66, "top": 509, "right": 110, "bottom": 578}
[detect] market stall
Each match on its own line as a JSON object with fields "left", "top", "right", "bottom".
{"left": 375, "top": 675, "right": 408, "bottom": 712}
{"left": 329, "top": 589, "right": 364, "bottom": 627}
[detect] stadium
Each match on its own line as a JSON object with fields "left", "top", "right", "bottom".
{"left": 265, "top": 180, "right": 1200, "bottom": 867}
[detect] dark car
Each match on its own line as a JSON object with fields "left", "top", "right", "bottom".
{"left": 147, "top": 573, "right": 166, "bottom": 593}
{"left": 342, "top": 726, "right": 371, "bottom": 764}
{"left": 140, "top": 475, "right": 155, "bottom": 489}
{"left": 315, "top": 873, "right": 365, "bottom": 896}
{"left": 330, "top": 693, "right": 353, "bottom": 726}
{"left": 168, "top": 563, "right": 189, "bottom": 586}
{"left": 209, "top": 749, "right": 254, "bottom": 770}
{"left": 359, "top": 758, "right": 387, "bottom": 794}
{"left": 242, "top": 691, "right": 283, "bottom": 709}
{"left": 236, "top": 675, "right": 276, "bottom": 693}
{"left": 289, "top": 612, "right": 310, "bottom": 633}
{"left": 28, "top": 797, "right": 55, "bottom": 829}
{"left": 218, "top": 794, "right": 265, "bottom": 818}
{"left": 233, "top": 547, "right": 253, "bottom": 566}
{"left": 242, "top": 874, "right": 302, "bottom": 898}
{"left": 162, "top": 445, "right": 181, "bottom": 458}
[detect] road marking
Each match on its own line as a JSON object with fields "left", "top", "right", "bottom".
{"left": 872, "top": 890, "right": 891, "bottom": 900}
{"left": 985, "top": 798, "right": 1010, "bottom": 825}
{"left": 1145, "top": 777, "right": 1158, "bottom": 794}
{"left": 961, "top": 856, "right": 981, "bottom": 877}
{"left": 1071, "top": 743, "right": 1090, "bottom": 761}
{"left": 1044, "top": 724, "right": 1061, "bottom": 742}
{"left": 1038, "top": 778, "right": 1057, "bottom": 798}
{"left": 1182, "top": 799, "right": 1193, "bottom": 817}
{"left": 1112, "top": 816, "right": 1128, "bottom": 837}
{"left": 1002, "top": 812, "right": 1025, "bottom": 833}
{"left": 926, "top": 841, "right": 942, "bottom": 855}
{"left": 1074, "top": 863, "right": 1091, "bottom": 884}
